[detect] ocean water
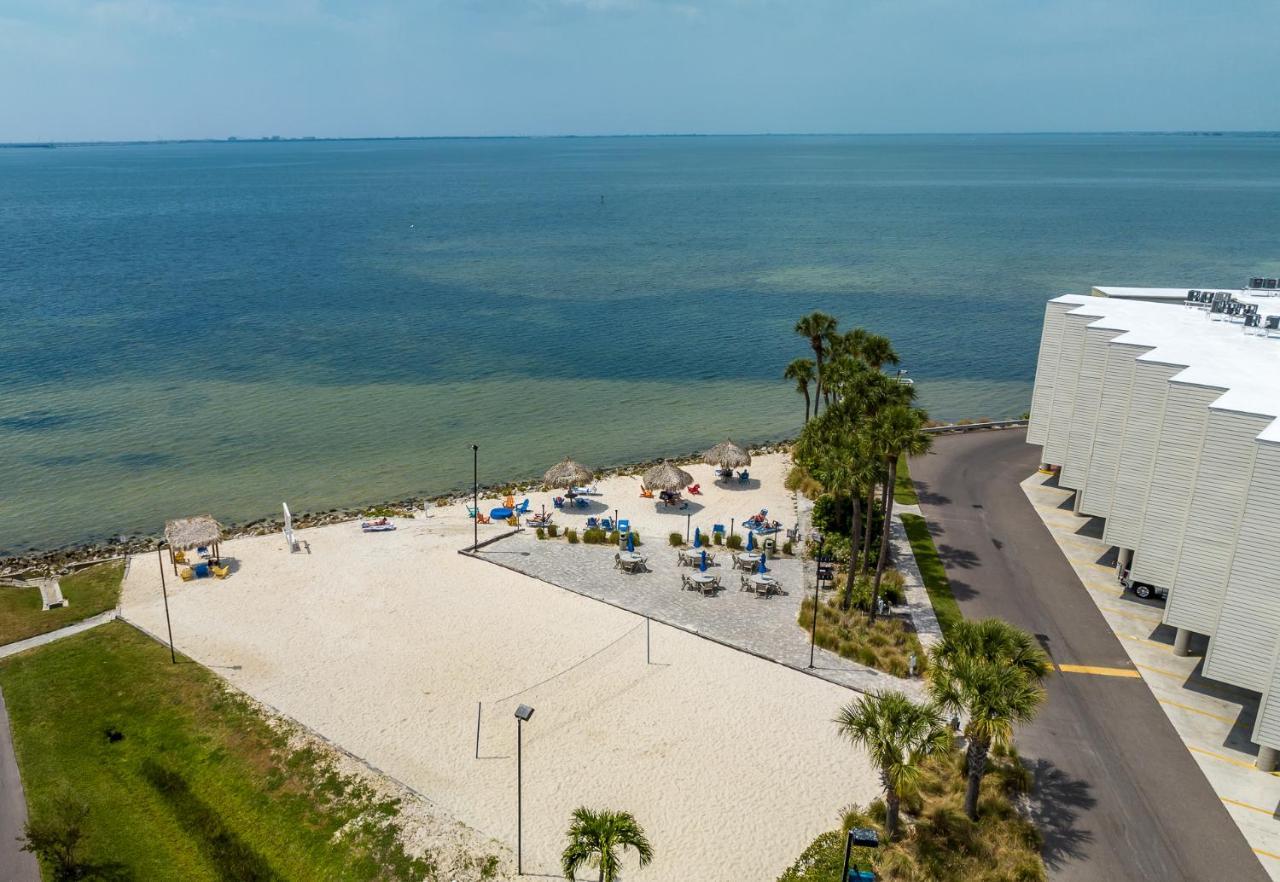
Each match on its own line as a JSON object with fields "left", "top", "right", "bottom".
{"left": 3, "top": 134, "right": 1279, "bottom": 553}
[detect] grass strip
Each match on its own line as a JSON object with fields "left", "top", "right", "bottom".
{"left": 0, "top": 559, "right": 124, "bottom": 645}
{"left": 900, "top": 513, "right": 962, "bottom": 635}
{"left": 894, "top": 459, "right": 919, "bottom": 506}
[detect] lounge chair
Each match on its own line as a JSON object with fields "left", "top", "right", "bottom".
{"left": 179, "top": 567, "right": 194, "bottom": 581}
{"left": 513, "top": 499, "right": 531, "bottom": 515}
{"left": 640, "top": 485, "right": 654, "bottom": 499}
{"left": 527, "top": 513, "right": 552, "bottom": 528}
{"left": 503, "top": 495, "right": 515, "bottom": 509}
{"left": 212, "top": 564, "right": 229, "bottom": 579}
{"left": 476, "top": 513, "right": 491, "bottom": 524}
{"left": 194, "top": 563, "right": 211, "bottom": 578}
{"left": 617, "top": 519, "right": 630, "bottom": 534}
{"left": 574, "top": 497, "right": 589, "bottom": 509}
{"left": 600, "top": 517, "right": 613, "bottom": 532}
{"left": 687, "top": 484, "right": 701, "bottom": 495}
{"left": 712, "top": 523, "right": 725, "bottom": 535}
{"left": 466, "top": 506, "right": 479, "bottom": 518}
{"left": 553, "top": 497, "right": 565, "bottom": 509}
{"left": 586, "top": 517, "right": 599, "bottom": 528}
{"left": 174, "top": 550, "right": 188, "bottom": 565}
{"left": 738, "top": 470, "right": 749, "bottom": 482}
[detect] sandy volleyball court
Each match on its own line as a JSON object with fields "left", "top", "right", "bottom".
{"left": 121, "top": 457, "right": 876, "bottom": 880}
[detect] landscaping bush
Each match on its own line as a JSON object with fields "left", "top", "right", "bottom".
{"left": 565, "top": 529, "right": 579, "bottom": 544}
{"left": 782, "top": 540, "right": 793, "bottom": 556}
{"left": 713, "top": 532, "right": 724, "bottom": 545}
{"left": 726, "top": 534, "right": 743, "bottom": 550}
{"left": 629, "top": 531, "right": 642, "bottom": 546}
{"left": 798, "top": 594, "right": 926, "bottom": 677}
{"left": 668, "top": 532, "right": 684, "bottom": 547}
{"left": 547, "top": 524, "right": 559, "bottom": 537}
{"left": 582, "top": 528, "right": 608, "bottom": 544}
{"left": 536, "top": 527, "right": 546, "bottom": 540}
{"left": 811, "top": 492, "right": 853, "bottom": 535}
{"left": 608, "top": 531, "right": 620, "bottom": 545}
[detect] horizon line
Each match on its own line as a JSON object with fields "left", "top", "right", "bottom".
{"left": 4, "top": 129, "right": 1279, "bottom": 148}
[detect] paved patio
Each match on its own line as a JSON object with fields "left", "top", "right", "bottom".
{"left": 476, "top": 532, "right": 925, "bottom": 697}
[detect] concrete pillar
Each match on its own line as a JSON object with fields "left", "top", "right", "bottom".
{"left": 1173, "top": 627, "right": 1193, "bottom": 657}
{"left": 1116, "top": 547, "right": 1133, "bottom": 577}
{"left": 1072, "top": 490, "right": 1085, "bottom": 515}
{"left": 1258, "top": 747, "right": 1278, "bottom": 773}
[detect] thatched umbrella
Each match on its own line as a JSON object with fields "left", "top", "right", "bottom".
{"left": 164, "top": 515, "right": 223, "bottom": 573}
{"left": 642, "top": 461, "right": 694, "bottom": 492}
{"left": 702, "top": 439, "right": 751, "bottom": 470}
{"left": 543, "top": 457, "right": 594, "bottom": 491}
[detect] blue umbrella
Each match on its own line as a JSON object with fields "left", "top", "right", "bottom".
{"left": 700, "top": 550, "right": 708, "bottom": 572}
{"left": 626, "top": 531, "right": 635, "bottom": 553}
{"left": 758, "top": 550, "right": 768, "bottom": 574}
{"left": 693, "top": 527, "right": 702, "bottom": 548}
{"left": 746, "top": 531, "right": 755, "bottom": 551}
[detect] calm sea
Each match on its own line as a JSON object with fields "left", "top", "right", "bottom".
{"left": 3, "top": 134, "right": 1278, "bottom": 553}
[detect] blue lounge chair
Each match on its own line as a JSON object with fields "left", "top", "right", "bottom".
{"left": 194, "top": 563, "right": 211, "bottom": 578}
{"left": 586, "top": 517, "right": 599, "bottom": 528}
{"left": 574, "top": 497, "right": 589, "bottom": 509}
{"left": 514, "top": 499, "right": 531, "bottom": 515}
{"left": 553, "top": 497, "right": 565, "bottom": 509}
{"left": 713, "top": 523, "right": 725, "bottom": 535}
{"left": 738, "top": 469, "right": 750, "bottom": 483}
{"left": 601, "top": 517, "right": 613, "bottom": 531}
{"left": 617, "top": 519, "right": 630, "bottom": 534}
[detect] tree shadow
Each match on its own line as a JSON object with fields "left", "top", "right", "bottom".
{"left": 79, "top": 861, "right": 135, "bottom": 881}
{"left": 1023, "top": 757, "right": 1096, "bottom": 871}
{"left": 946, "top": 578, "right": 980, "bottom": 602}
{"left": 912, "top": 480, "right": 952, "bottom": 507}
{"left": 935, "top": 544, "right": 980, "bottom": 569}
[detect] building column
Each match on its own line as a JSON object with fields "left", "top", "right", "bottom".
{"left": 1258, "top": 747, "right": 1278, "bottom": 773}
{"left": 1116, "top": 547, "right": 1133, "bottom": 577}
{"left": 1173, "top": 628, "right": 1193, "bottom": 657}
{"left": 1072, "top": 490, "right": 1085, "bottom": 515}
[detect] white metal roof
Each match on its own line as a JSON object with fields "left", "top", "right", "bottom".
{"left": 1052, "top": 293, "right": 1280, "bottom": 442}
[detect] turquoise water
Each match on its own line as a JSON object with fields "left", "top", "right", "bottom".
{"left": 3, "top": 134, "right": 1279, "bottom": 553}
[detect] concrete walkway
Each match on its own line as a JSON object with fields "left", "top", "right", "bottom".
{"left": 0, "top": 611, "right": 119, "bottom": 661}
{"left": 0, "top": 687, "right": 39, "bottom": 881}
{"left": 889, "top": 503, "right": 944, "bottom": 650}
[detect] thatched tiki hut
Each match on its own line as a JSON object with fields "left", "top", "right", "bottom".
{"left": 543, "top": 457, "right": 594, "bottom": 492}
{"left": 164, "top": 515, "right": 223, "bottom": 573}
{"left": 703, "top": 440, "right": 751, "bottom": 474}
{"left": 642, "top": 461, "right": 694, "bottom": 492}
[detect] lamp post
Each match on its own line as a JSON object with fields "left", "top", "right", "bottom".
{"left": 156, "top": 546, "right": 176, "bottom": 664}
{"left": 840, "top": 827, "right": 880, "bottom": 881}
{"left": 514, "top": 704, "right": 535, "bottom": 875}
{"left": 472, "top": 444, "right": 479, "bottom": 551}
{"left": 809, "top": 560, "right": 820, "bottom": 669}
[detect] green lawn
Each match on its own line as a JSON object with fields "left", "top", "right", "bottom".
{"left": 0, "top": 622, "right": 464, "bottom": 881}
{"left": 0, "top": 560, "right": 125, "bottom": 646}
{"left": 900, "top": 513, "right": 963, "bottom": 635}
{"left": 894, "top": 459, "right": 919, "bottom": 506}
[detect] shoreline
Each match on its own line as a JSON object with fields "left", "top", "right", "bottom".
{"left": 0, "top": 437, "right": 796, "bottom": 576}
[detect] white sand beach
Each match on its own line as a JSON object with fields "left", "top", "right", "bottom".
{"left": 121, "top": 454, "right": 877, "bottom": 880}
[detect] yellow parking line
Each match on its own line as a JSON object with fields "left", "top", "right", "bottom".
{"left": 1098, "top": 605, "right": 1164, "bottom": 626}
{"left": 1187, "top": 746, "right": 1280, "bottom": 778}
{"left": 1122, "top": 633, "right": 1178, "bottom": 651}
{"left": 1058, "top": 664, "right": 1141, "bottom": 678}
{"left": 1222, "top": 796, "right": 1278, "bottom": 818}
{"left": 1159, "top": 698, "right": 1237, "bottom": 725}
{"left": 1136, "top": 664, "right": 1252, "bottom": 702}
{"left": 1255, "top": 847, "right": 1280, "bottom": 861}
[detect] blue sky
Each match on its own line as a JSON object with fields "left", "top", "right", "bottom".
{"left": 4, "top": 0, "right": 1278, "bottom": 141}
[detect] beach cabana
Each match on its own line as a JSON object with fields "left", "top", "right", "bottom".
{"left": 703, "top": 440, "right": 751, "bottom": 477}
{"left": 164, "top": 515, "right": 223, "bottom": 574}
{"left": 543, "top": 457, "right": 595, "bottom": 492}
{"left": 642, "top": 461, "right": 694, "bottom": 493}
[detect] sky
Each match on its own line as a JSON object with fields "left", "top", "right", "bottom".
{"left": 3, "top": 0, "right": 1278, "bottom": 142}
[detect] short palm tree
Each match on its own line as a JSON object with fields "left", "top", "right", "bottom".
{"left": 783, "top": 357, "right": 816, "bottom": 424}
{"left": 795, "top": 312, "right": 838, "bottom": 415}
{"left": 835, "top": 691, "right": 949, "bottom": 840}
{"left": 561, "top": 807, "right": 653, "bottom": 881}
{"left": 928, "top": 619, "right": 1051, "bottom": 819}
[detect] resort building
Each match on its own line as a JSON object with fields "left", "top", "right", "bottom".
{"left": 1027, "top": 283, "right": 1280, "bottom": 768}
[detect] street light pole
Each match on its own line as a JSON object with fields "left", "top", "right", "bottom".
{"left": 514, "top": 704, "right": 535, "bottom": 875}
{"left": 809, "top": 564, "right": 820, "bottom": 669}
{"left": 157, "top": 546, "right": 176, "bottom": 664}
{"left": 472, "top": 444, "right": 479, "bottom": 551}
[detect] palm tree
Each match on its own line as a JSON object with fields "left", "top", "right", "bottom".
{"left": 783, "top": 358, "right": 816, "bottom": 424}
{"left": 858, "top": 333, "right": 899, "bottom": 371}
{"left": 794, "top": 312, "right": 838, "bottom": 415}
{"left": 561, "top": 807, "right": 654, "bottom": 881}
{"left": 928, "top": 619, "right": 1051, "bottom": 820}
{"left": 835, "top": 692, "right": 949, "bottom": 840}
{"left": 866, "top": 404, "right": 931, "bottom": 620}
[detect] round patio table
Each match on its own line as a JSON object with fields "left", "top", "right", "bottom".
{"left": 689, "top": 572, "right": 716, "bottom": 588}
{"left": 751, "top": 574, "right": 778, "bottom": 593}
{"left": 618, "top": 552, "right": 643, "bottom": 565}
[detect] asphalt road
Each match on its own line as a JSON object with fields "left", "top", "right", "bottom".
{"left": 910, "top": 428, "right": 1267, "bottom": 882}
{"left": 0, "top": 686, "right": 39, "bottom": 882}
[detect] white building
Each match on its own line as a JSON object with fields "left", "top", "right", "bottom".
{"left": 1027, "top": 284, "right": 1280, "bottom": 768}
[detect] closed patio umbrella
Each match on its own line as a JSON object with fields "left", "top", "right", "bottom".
{"left": 626, "top": 531, "right": 634, "bottom": 553}
{"left": 700, "top": 550, "right": 708, "bottom": 572}
{"left": 746, "top": 531, "right": 755, "bottom": 552}
{"left": 693, "top": 527, "right": 702, "bottom": 548}
{"left": 758, "top": 551, "right": 768, "bottom": 574}
{"left": 642, "top": 461, "right": 694, "bottom": 493}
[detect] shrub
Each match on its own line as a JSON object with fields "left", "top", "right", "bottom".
{"left": 536, "top": 527, "right": 546, "bottom": 540}
{"left": 547, "top": 524, "right": 559, "bottom": 537}
{"left": 582, "top": 528, "right": 609, "bottom": 544}
{"left": 880, "top": 569, "right": 907, "bottom": 605}
{"left": 782, "top": 540, "right": 793, "bottom": 555}
{"left": 726, "top": 533, "right": 743, "bottom": 550}
{"left": 713, "top": 532, "right": 724, "bottom": 545}
{"left": 565, "top": 529, "right": 578, "bottom": 544}
{"left": 608, "top": 530, "right": 620, "bottom": 545}
{"left": 669, "top": 532, "right": 684, "bottom": 547}
{"left": 629, "top": 531, "right": 642, "bottom": 547}
{"left": 20, "top": 794, "right": 92, "bottom": 882}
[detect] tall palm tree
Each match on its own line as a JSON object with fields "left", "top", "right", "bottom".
{"left": 858, "top": 333, "right": 899, "bottom": 371}
{"left": 866, "top": 404, "right": 932, "bottom": 620}
{"left": 561, "top": 807, "right": 654, "bottom": 882}
{"left": 794, "top": 312, "right": 838, "bottom": 416}
{"left": 928, "top": 619, "right": 1051, "bottom": 820}
{"left": 783, "top": 358, "right": 816, "bottom": 424}
{"left": 835, "top": 691, "right": 949, "bottom": 840}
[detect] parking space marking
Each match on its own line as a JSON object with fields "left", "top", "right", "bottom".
{"left": 1223, "top": 796, "right": 1279, "bottom": 818}
{"left": 1190, "top": 746, "right": 1280, "bottom": 777}
{"left": 1160, "top": 698, "right": 1237, "bottom": 725}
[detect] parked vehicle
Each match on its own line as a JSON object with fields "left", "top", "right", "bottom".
{"left": 1119, "top": 567, "right": 1166, "bottom": 601}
